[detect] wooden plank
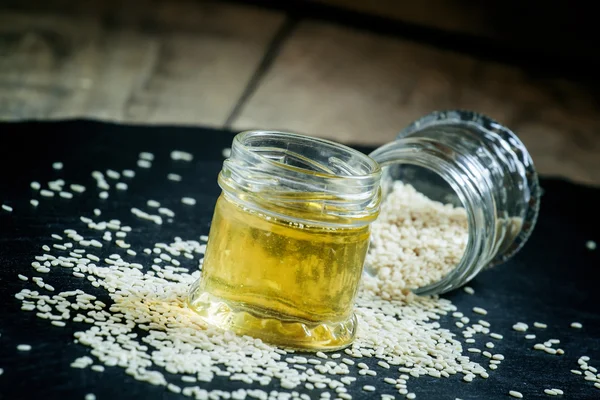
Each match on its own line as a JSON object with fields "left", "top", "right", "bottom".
{"left": 232, "top": 21, "right": 600, "bottom": 185}
{"left": 0, "top": 0, "right": 285, "bottom": 126}
{"left": 309, "top": 0, "right": 599, "bottom": 64}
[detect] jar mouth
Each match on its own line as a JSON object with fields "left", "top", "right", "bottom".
{"left": 220, "top": 130, "right": 382, "bottom": 227}
{"left": 234, "top": 130, "right": 381, "bottom": 180}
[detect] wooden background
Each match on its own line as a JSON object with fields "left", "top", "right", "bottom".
{"left": 1, "top": 0, "right": 599, "bottom": 185}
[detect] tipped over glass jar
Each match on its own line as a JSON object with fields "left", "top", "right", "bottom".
{"left": 187, "top": 110, "right": 541, "bottom": 351}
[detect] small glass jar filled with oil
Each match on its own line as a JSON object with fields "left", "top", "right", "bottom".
{"left": 187, "top": 131, "right": 382, "bottom": 351}
{"left": 189, "top": 110, "right": 541, "bottom": 351}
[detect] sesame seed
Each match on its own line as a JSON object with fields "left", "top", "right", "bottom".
{"left": 116, "top": 182, "right": 128, "bottom": 191}
{"left": 586, "top": 240, "right": 597, "bottom": 250}
{"left": 170, "top": 150, "right": 193, "bottom": 161}
{"left": 463, "top": 286, "right": 475, "bottom": 295}
{"left": 167, "top": 173, "right": 182, "bottom": 182}
{"left": 40, "top": 189, "right": 54, "bottom": 197}
{"left": 181, "top": 197, "right": 196, "bottom": 206}
{"left": 512, "top": 323, "right": 529, "bottom": 332}
{"left": 472, "top": 307, "right": 487, "bottom": 315}
{"left": 363, "top": 385, "right": 376, "bottom": 392}
{"left": 490, "top": 333, "right": 503, "bottom": 340}
{"left": 571, "top": 322, "right": 583, "bottom": 329}
{"left": 52, "top": 162, "right": 63, "bottom": 170}
{"left": 544, "top": 389, "right": 557, "bottom": 396}
{"left": 30, "top": 199, "right": 39, "bottom": 207}
{"left": 509, "top": 391, "right": 523, "bottom": 398}
{"left": 406, "top": 393, "right": 416, "bottom": 399}
{"left": 137, "top": 159, "right": 152, "bottom": 168}
{"left": 31, "top": 181, "right": 41, "bottom": 190}
{"left": 84, "top": 394, "right": 96, "bottom": 400}
{"left": 70, "top": 184, "right": 86, "bottom": 193}
{"left": 552, "top": 389, "right": 563, "bottom": 395}
{"left": 17, "top": 344, "right": 32, "bottom": 351}
{"left": 2, "top": 204, "right": 13, "bottom": 212}
{"left": 533, "top": 322, "right": 547, "bottom": 329}
{"left": 59, "top": 191, "right": 73, "bottom": 199}
{"left": 525, "top": 334, "right": 536, "bottom": 340}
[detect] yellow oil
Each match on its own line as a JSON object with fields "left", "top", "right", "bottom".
{"left": 188, "top": 193, "right": 371, "bottom": 350}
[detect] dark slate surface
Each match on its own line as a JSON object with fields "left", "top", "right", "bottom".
{"left": 0, "top": 121, "right": 599, "bottom": 400}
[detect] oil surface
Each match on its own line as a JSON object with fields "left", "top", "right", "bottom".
{"left": 188, "top": 193, "right": 371, "bottom": 350}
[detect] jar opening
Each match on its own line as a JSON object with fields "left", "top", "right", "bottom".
{"left": 219, "top": 131, "right": 382, "bottom": 227}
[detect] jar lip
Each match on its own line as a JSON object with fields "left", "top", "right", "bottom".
{"left": 234, "top": 130, "right": 382, "bottom": 180}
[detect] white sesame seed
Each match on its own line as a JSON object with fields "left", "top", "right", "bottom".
{"left": 31, "top": 181, "right": 41, "bottom": 190}
{"left": 170, "top": 150, "right": 193, "bottom": 161}
{"left": 99, "top": 191, "right": 109, "bottom": 199}
{"left": 167, "top": 173, "right": 182, "bottom": 182}
{"left": 472, "top": 307, "right": 487, "bottom": 315}
{"left": 571, "top": 322, "right": 583, "bottom": 329}
{"left": 52, "top": 162, "right": 63, "bottom": 170}
{"left": 463, "top": 286, "right": 475, "bottom": 295}
{"left": 571, "top": 370, "right": 582, "bottom": 375}
{"left": 30, "top": 199, "right": 39, "bottom": 207}
{"left": 2, "top": 204, "right": 13, "bottom": 212}
{"left": 509, "top": 391, "right": 523, "bottom": 398}
{"left": 485, "top": 342, "right": 494, "bottom": 349}
{"left": 406, "top": 393, "right": 416, "bottom": 399}
{"left": 544, "top": 389, "right": 557, "bottom": 396}
{"left": 40, "top": 189, "right": 54, "bottom": 197}
{"left": 59, "top": 191, "right": 73, "bottom": 199}
{"left": 51, "top": 321, "right": 66, "bottom": 327}
{"left": 586, "top": 240, "right": 597, "bottom": 250}
{"left": 363, "top": 385, "right": 376, "bottom": 392}
{"left": 18, "top": 274, "right": 28, "bottom": 281}
{"left": 533, "top": 322, "right": 547, "bottom": 329}
{"left": 490, "top": 333, "right": 503, "bottom": 340}
{"left": 70, "top": 184, "right": 86, "bottom": 193}
{"left": 512, "top": 323, "right": 529, "bottom": 332}
{"left": 84, "top": 394, "right": 96, "bottom": 400}
{"left": 525, "top": 334, "right": 536, "bottom": 340}
{"left": 552, "top": 389, "right": 563, "bottom": 395}
{"left": 17, "top": 344, "right": 32, "bottom": 351}
{"left": 116, "top": 182, "right": 128, "bottom": 191}
{"left": 147, "top": 200, "right": 160, "bottom": 208}
{"left": 181, "top": 197, "right": 196, "bottom": 206}
{"left": 122, "top": 169, "right": 135, "bottom": 178}
{"left": 137, "top": 159, "right": 152, "bottom": 168}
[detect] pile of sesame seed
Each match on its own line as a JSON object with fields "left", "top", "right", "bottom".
{"left": 364, "top": 181, "right": 468, "bottom": 298}
{"left": 4, "top": 148, "right": 597, "bottom": 399}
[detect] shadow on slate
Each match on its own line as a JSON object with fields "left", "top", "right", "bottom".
{"left": 0, "top": 120, "right": 598, "bottom": 400}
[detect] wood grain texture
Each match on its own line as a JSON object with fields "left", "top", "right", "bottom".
{"left": 0, "top": 0, "right": 285, "bottom": 126}
{"left": 232, "top": 21, "right": 600, "bottom": 185}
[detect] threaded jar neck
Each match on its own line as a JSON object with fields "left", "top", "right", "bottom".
{"left": 219, "top": 130, "right": 382, "bottom": 227}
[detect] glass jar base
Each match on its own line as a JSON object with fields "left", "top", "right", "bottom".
{"left": 187, "top": 292, "right": 357, "bottom": 352}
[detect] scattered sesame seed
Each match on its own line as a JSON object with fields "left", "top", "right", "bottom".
{"left": 70, "top": 184, "right": 86, "bottom": 193}
{"left": 512, "top": 323, "right": 529, "bottom": 332}
{"left": 463, "top": 286, "right": 475, "bottom": 295}
{"left": 30, "top": 199, "right": 39, "bottom": 207}
{"left": 84, "top": 394, "right": 96, "bottom": 400}
{"left": 571, "top": 322, "right": 583, "bottom": 329}
{"left": 472, "top": 307, "right": 487, "bottom": 315}
{"left": 533, "top": 322, "right": 547, "bottom": 329}
{"left": 525, "top": 334, "right": 536, "bottom": 340}
{"left": 363, "top": 385, "right": 376, "bottom": 392}
{"left": 99, "top": 191, "right": 109, "bottom": 199}
{"left": 181, "top": 197, "right": 196, "bottom": 206}
{"left": 167, "top": 173, "right": 182, "bottom": 182}
{"left": 40, "top": 189, "right": 54, "bottom": 197}
{"left": 170, "top": 150, "right": 193, "bottom": 161}
{"left": 544, "top": 389, "right": 557, "bottom": 396}
{"left": 122, "top": 169, "right": 136, "bottom": 178}
{"left": 147, "top": 200, "right": 160, "bottom": 208}
{"left": 509, "top": 390, "right": 523, "bottom": 398}
{"left": 586, "top": 240, "right": 597, "bottom": 250}
{"left": 17, "top": 344, "right": 32, "bottom": 351}
{"left": 18, "top": 274, "right": 28, "bottom": 281}
{"left": 30, "top": 181, "right": 41, "bottom": 190}
{"left": 52, "top": 162, "right": 63, "bottom": 170}
{"left": 2, "top": 204, "right": 13, "bottom": 212}
{"left": 116, "top": 182, "right": 128, "bottom": 191}
{"left": 137, "top": 159, "right": 152, "bottom": 168}
{"left": 490, "top": 333, "right": 503, "bottom": 340}
{"left": 59, "top": 191, "right": 73, "bottom": 199}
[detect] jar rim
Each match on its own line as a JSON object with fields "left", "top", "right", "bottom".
{"left": 234, "top": 130, "right": 382, "bottom": 180}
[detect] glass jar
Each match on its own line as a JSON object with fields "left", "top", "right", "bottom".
{"left": 368, "top": 110, "right": 541, "bottom": 295}
{"left": 188, "top": 110, "right": 541, "bottom": 350}
{"left": 187, "top": 131, "right": 382, "bottom": 351}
